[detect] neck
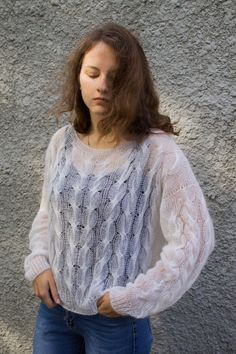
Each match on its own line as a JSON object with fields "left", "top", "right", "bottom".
{"left": 89, "top": 114, "right": 102, "bottom": 135}
{"left": 88, "top": 119, "right": 115, "bottom": 144}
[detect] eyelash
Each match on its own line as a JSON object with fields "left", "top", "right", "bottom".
{"left": 87, "top": 74, "right": 115, "bottom": 81}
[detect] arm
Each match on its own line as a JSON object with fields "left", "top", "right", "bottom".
{"left": 24, "top": 139, "right": 54, "bottom": 282}
{"left": 24, "top": 129, "right": 66, "bottom": 307}
{"left": 108, "top": 144, "right": 215, "bottom": 318}
{"left": 24, "top": 126, "right": 68, "bottom": 281}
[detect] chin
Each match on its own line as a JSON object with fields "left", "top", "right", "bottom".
{"left": 91, "top": 109, "right": 108, "bottom": 116}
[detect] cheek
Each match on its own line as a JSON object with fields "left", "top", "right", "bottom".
{"left": 80, "top": 76, "right": 94, "bottom": 100}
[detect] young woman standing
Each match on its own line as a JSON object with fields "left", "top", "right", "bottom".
{"left": 24, "top": 23, "right": 215, "bottom": 354}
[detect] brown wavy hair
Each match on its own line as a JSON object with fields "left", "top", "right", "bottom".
{"left": 51, "top": 22, "right": 178, "bottom": 143}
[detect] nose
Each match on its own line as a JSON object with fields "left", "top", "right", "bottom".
{"left": 97, "top": 75, "right": 109, "bottom": 94}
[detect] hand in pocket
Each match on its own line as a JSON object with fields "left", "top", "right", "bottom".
{"left": 97, "top": 292, "right": 122, "bottom": 318}
{"left": 33, "top": 269, "right": 61, "bottom": 309}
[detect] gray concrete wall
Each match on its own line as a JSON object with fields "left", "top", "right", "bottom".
{"left": 1, "top": 0, "right": 235, "bottom": 353}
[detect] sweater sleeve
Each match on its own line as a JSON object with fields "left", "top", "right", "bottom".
{"left": 108, "top": 142, "right": 215, "bottom": 318}
{"left": 24, "top": 130, "right": 61, "bottom": 282}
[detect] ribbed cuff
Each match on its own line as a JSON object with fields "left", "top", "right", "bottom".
{"left": 25, "top": 256, "right": 50, "bottom": 282}
{"left": 109, "top": 286, "right": 141, "bottom": 318}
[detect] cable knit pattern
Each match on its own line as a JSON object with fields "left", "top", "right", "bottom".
{"left": 24, "top": 124, "right": 215, "bottom": 318}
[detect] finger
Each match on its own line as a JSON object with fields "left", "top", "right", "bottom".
{"left": 97, "top": 301, "right": 106, "bottom": 314}
{"left": 99, "top": 308, "right": 120, "bottom": 318}
{"left": 98, "top": 302, "right": 110, "bottom": 316}
{"left": 37, "top": 280, "right": 56, "bottom": 308}
{"left": 98, "top": 301, "right": 121, "bottom": 318}
{"left": 34, "top": 282, "right": 42, "bottom": 300}
{"left": 41, "top": 289, "right": 57, "bottom": 309}
{"left": 97, "top": 292, "right": 109, "bottom": 307}
{"left": 49, "top": 277, "right": 61, "bottom": 304}
{"left": 97, "top": 297, "right": 104, "bottom": 307}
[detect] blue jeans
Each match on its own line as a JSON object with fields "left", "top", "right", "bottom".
{"left": 33, "top": 302, "right": 153, "bottom": 354}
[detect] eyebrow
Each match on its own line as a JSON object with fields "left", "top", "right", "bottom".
{"left": 85, "top": 65, "right": 117, "bottom": 73}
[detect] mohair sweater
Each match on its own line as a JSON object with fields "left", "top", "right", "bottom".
{"left": 24, "top": 124, "right": 215, "bottom": 318}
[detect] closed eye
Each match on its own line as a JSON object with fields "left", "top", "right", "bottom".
{"left": 86, "top": 73, "right": 115, "bottom": 84}
{"left": 87, "top": 73, "right": 99, "bottom": 78}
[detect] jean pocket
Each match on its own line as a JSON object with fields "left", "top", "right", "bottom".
{"left": 39, "top": 302, "right": 63, "bottom": 316}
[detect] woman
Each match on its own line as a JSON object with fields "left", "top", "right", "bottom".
{"left": 24, "top": 22, "right": 215, "bottom": 354}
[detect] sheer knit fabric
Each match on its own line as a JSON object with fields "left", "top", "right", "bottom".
{"left": 24, "top": 124, "right": 215, "bottom": 318}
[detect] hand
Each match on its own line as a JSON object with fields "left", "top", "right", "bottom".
{"left": 97, "top": 292, "right": 121, "bottom": 318}
{"left": 33, "top": 269, "right": 61, "bottom": 309}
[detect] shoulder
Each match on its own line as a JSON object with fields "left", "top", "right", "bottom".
{"left": 44, "top": 124, "right": 71, "bottom": 160}
{"left": 146, "top": 129, "right": 191, "bottom": 173}
{"left": 49, "top": 124, "right": 71, "bottom": 147}
{"left": 147, "top": 129, "right": 182, "bottom": 156}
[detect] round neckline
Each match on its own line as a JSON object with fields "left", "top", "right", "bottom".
{"left": 71, "top": 125, "right": 135, "bottom": 156}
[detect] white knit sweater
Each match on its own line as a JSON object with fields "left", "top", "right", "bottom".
{"left": 24, "top": 124, "right": 215, "bottom": 318}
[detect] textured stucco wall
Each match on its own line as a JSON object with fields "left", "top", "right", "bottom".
{"left": 1, "top": 0, "right": 235, "bottom": 353}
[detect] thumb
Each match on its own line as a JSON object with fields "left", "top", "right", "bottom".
{"left": 97, "top": 295, "right": 105, "bottom": 307}
{"left": 49, "top": 277, "right": 61, "bottom": 305}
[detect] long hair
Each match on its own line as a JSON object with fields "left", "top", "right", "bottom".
{"left": 51, "top": 22, "right": 178, "bottom": 142}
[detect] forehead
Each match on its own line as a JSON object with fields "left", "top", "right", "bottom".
{"left": 82, "top": 41, "right": 118, "bottom": 70}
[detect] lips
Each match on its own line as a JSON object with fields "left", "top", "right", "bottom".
{"left": 93, "top": 97, "right": 109, "bottom": 102}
